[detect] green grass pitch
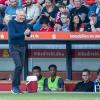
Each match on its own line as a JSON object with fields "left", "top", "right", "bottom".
{"left": 0, "top": 92, "right": 100, "bottom": 100}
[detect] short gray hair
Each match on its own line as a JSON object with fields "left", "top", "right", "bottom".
{"left": 16, "top": 9, "right": 26, "bottom": 16}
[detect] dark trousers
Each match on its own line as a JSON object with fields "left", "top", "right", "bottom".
{"left": 9, "top": 44, "right": 26, "bottom": 87}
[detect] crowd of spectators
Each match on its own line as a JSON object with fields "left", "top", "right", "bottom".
{"left": 0, "top": 0, "right": 100, "bottom": 32}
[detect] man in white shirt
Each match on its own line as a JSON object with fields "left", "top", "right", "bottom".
{"left": 23, "top": 0, "right": 40, "bottom": 30}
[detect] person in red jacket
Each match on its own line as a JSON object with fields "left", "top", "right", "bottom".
{"left": 39, "top": 15, "right": 54, "bottom": 32}
{"left": 0, "top": 0, "right": 7, "bottom": 10}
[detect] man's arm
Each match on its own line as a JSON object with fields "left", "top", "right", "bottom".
{"left": 73, "top": 82, "right": 81, "bottom": 92}
{"left": 57, "top": 78, "right": 64, "bottom": 91}
{"left": 44, "top": 78, "right": 51, "bottom": 91}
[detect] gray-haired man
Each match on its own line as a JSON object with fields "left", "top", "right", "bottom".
{"left": 8, "top": 9, "right": 31, "bottom": 94}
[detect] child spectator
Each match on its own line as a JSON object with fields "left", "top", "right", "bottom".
{"left": 60, "top": 12, "right": 70, "bottom": 32}
{"left": 39, "top": 15, "right": 54, "bottom": 32}
{"left": 55, "top": 3, "right": 69, "bottom": 23}
{"left": 54, "top": 12, "right": 70, "bottom": 32}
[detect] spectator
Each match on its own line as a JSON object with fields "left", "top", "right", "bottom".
{"left": 73, "top": 69, "right": 94, "bottom": 92}
{"left": 60, "top": 13, "right": 70, "bottom": 32}
{"left": 69, "top": 14, "right": 84, "bottom": 32}
{"left": 89, "top": 0, "right": 100, "bottom": 22}
{"left": 41, "top": 0, "right": 58, "bottom": 27}
{"left": 62, "top": 0, "right": 74, "bottom": 11}
{"left": 0, "top": 0, "right": 7, "bottom": 11}
{"left": 36, "top": 0, "right": 45, "bottom": 11}
{"left": 23, "top": 0, "right": 40, "bottom": 30}
{"left": 2, "top": 14, "right": 11, "bottom": 31}
{"left": 94, "top": 68, "right": 100, "bottom": 92}
{"left": 32, "top": 66, "right": 45, "bottom": 91}
{"left": 44, "top": 64, "right": 64, "bottom": 91}
{"left": 55, "top": 3, "right": 69, "bottom": 23}
{"left": 84, "top": 12, "right": 100, "bottom": 32}
{"left": 5, "top": 0, "right": 21, "bottom": 18}
{"left": 70, "top": 0, "right": 89, "bottom": 23}
{"left": 8, "top": 9, "right": 31, "bottom": 94}
{"left": 39, "top": 15, "right": 54, "bottom": 32}
{"left": 0, "top": 8, "right": 5, "bottom": 30}
{"left": 54, "top": 12, "right": 70, "bottom": 32}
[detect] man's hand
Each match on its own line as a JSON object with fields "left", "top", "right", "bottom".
{"left": 90, "top": 20, "right": 95, "bottom": 26}
{"left": 24, "top": 28, "right": 31, "bottom": 37}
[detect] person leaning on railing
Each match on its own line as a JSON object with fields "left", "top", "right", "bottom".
{"left": 84, "top": 13, "right": 100, "bottom": 32}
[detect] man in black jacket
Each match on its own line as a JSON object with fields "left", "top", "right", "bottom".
{"left": 73, "top": 69, "right": 94, "bottom": 92}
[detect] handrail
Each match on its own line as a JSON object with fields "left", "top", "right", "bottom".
{"left": 0, "top": 32, "right": 100, "bottom": 40}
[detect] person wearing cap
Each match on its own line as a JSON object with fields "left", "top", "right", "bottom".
{"left": 89, "top": 0, "right": 100, "bottom": 22}
{"left": 94, "top": 68, "right": 100, "bottom": 92}
{"left": 32, "top": 66, "right": 45, "bottom": 91}
{"left": 84, "top": 13, "right": 100, "bottom": 32}
{"left": 44, "top": 64, "right": 64, "bottom": 91}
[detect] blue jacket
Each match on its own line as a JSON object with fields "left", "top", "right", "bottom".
{"left": 89, "top": 4, "right": 100, "bottom": 21}
{"left": 8, "top": 19, "right": 27, "bottom": 44}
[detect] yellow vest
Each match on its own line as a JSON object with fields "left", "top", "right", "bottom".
{"left": 48, "top": 76, "right": 60, "bottom": 91}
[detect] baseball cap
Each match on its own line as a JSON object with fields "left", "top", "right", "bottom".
{"left": 90, "top": 12, "right": 97, "bottom": 17}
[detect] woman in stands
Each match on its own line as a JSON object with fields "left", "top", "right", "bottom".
{"left": 41, "top": 0, "right": 58, "bottom": 28}
{"left": 69, "top": 15, "right": 84, "bottom": 32}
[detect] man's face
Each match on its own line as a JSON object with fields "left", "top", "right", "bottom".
{"left": 45, "top": 0, "right": 52, "bottom": 7}
{"left": 82, "top": 72, "right": 90, "bottom": 82}
{"left": 49, "top": 67, "right": 57, "bottom": 77}
{"left": 74, "top": 0, "right": 82, "bottom": 8}
{"left": 89, "top": 16, "right": 97, "bottom": 24}
{"left": 32, "top": 69, "right": 41, "bottom": 77}
{"left": 59, "top": 7, "right": 66, "bottom": 13}
{"left": 61, "top": 15, "right": 68, "bottom": 24}
{"left": 16, "top": 11, "right": 25, "bottom": 22}
{"left": 26, "top": 0, "right": 32, "bottom": 5}
{"left": 10, "top": 0, "right": 17, "bottom": 7}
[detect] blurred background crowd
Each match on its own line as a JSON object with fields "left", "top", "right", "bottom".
{"left": 0, "top": 0, "right": 100, "bottom": 32}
